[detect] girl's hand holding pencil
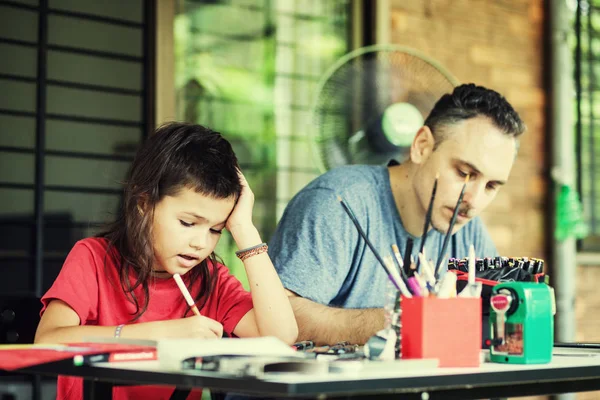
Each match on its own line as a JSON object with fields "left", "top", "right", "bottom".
{"left": 170, "top": 273, "right": 223, "bottom": 338}
{"left": 151, "top": 315, "right": 224, "bottom": 339}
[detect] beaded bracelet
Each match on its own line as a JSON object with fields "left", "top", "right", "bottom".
{"left": 235, "top": 243, "right": 268, "bottom": 261}
{"left": 114, "top": 324, "right": 124, "bottom": 338}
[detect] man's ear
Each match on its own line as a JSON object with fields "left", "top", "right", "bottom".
{"left": 410, "top": 125, "right": 435, "bottom": 165}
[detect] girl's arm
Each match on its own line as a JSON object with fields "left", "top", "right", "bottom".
{"left": 230, "top": 226, "right": 298, "bottom": 344}
{"left": 227, "top": 173, "right": 298, "bottom": 344}
{"left": 35, "top": 299, "right": 224, "bottom": 343}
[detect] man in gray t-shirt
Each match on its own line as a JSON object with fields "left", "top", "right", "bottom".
{"left": 269, "top": 84, "right": 526, "bottom": 345}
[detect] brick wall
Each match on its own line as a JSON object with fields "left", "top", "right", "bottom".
{"left": 389, "top": 2, "right": 600, "bottom": 399}
{"left": 389, "top": 1, "right": 561, "bottom": 399}
{"left": 390, "top": 0, "right": 547, "bottom": 260}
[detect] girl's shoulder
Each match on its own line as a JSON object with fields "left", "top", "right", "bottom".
{"left": 71, "top": 236, "right": 111, "bottom": 255}
{"left": 67, "top": 237, "right": 121, "bottom": 266}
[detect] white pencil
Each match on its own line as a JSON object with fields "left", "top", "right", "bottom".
{"left": 173, "top": 273, "right": 201, "bottom": 316}
{"left": 468, "top": 244, "right": 476, "bottom": 286}
{"left": 458, "top": 245, "right": 482, "bottom": 298}
{"left": 383, "top": 256, "right": 412, "bottom": 298}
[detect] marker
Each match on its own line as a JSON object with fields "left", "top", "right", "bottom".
{"left": 407, "top": 277, "right": 423, "bottom": 297}
{"left": 74, "top": 350, "right": 157, "bottom": 366}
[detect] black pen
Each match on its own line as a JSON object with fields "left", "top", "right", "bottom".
{"left": 292, "top": 341, "right": 314, "bottom": 351}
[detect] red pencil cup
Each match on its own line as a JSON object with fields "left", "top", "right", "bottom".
{"left": 401, "top": 296, "right": 481, "bottom": 367}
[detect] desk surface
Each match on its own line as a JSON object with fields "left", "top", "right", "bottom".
{"left": 21, "top": 348, "right": 600, "bottom": 399}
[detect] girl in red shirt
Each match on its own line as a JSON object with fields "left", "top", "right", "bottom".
{"left": 35, "top": 122, "right": 298, "bottom": 399}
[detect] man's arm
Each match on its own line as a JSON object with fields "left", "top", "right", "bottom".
{"left": 287, "top": 290, "right": 384, "bottom": 345}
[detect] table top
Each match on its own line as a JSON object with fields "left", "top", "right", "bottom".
{"left": 20, "top": 348, "right": 600, "bottom": 399}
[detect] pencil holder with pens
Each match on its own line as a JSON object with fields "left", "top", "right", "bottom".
{"left": 401, "top": 296, "right": 481, "bottom": 367}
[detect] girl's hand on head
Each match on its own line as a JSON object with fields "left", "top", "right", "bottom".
{"left": 226, "top": 170, "right": 255, "bottom": 234}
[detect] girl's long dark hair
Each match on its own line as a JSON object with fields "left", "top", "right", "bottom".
{"left": 98, "top": 122, "right": 242, "bottom": 320}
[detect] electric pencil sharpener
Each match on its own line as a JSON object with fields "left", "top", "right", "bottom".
{"left": 488, "top": 281, "right": 554, "bottom": 364}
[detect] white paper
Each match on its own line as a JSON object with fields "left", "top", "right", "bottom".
{"left": 157, "top": 336, "right": 300, "bottom": 370}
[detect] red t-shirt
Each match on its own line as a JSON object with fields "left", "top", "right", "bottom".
{"left": 41, "top": 237, "right": 254, "bottom": 400}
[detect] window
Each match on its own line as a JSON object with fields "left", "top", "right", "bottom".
{"left": 575, "top": 0, "right": 600, "bottom": 251}
{"left": 0, "top": 0, "right": 155, "bottom": 297}
{"left": 174, "top": 0, "right": 353, "bottom": 285}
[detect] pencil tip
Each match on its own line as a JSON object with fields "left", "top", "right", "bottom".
{"left": 337, "top": 195, "right": 342, "bottom": 202}
{"left": 465, "top": 174, "right": 470, "bottom": 183}
{"left": 435, "top": 172, "right": 440, "bottom": 179}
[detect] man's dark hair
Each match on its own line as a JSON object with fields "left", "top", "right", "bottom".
{"left": 424, "top": 83, "right": 525, "bottom": 147}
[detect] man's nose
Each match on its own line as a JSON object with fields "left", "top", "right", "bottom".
{"left": 461, "top": 183, "right": 485, "bottom": 209}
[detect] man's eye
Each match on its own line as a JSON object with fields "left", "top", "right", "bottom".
{"left": 457, "top": 169, "right": 468, "bottom": 177}
{"left": 179, "top": 220, "right": 193, "bottom": 227}
{"left": 486, "top": 183, "right": 498, "bottom": 191}
{"left": 210, "top": 228, "right": 223, "bottom": 235}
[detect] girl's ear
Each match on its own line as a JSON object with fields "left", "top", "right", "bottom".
{"left": 410, "top": 126, "right": 435, "bottom": 165}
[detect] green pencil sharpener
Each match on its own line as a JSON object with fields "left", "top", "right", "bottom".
{"left": 489, "top": 282, "right": 555, "bottom": 364}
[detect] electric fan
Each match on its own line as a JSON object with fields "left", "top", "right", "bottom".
{"left": 310, "top": 44, "right": 459, "bottom": 172}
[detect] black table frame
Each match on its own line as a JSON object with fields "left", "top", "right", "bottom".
{"left": 14, "top": 358, "right": 600, "bottom": 399}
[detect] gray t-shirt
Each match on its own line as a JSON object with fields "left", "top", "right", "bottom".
{"left": 269, "top": 165, "right": 499, "bottom": 308}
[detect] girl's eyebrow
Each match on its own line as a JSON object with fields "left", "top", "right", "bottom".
{"left": 183, "top": 212, "right": 226, "bottom": 225}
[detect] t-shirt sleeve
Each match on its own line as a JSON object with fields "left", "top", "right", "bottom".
{"left": 40, "top": 240, "right": 100, "bottom": 325}
{"left": 212, "top": 262, "right": 253, "bottom": 335}
{"left": 268, "top": 187, "right": 358, "bottom": 305}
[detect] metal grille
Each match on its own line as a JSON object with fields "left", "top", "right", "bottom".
{"left": 0, "top": 0, "right": 155, "bottom": 297}
{"left": 576, "top": 0, "right": 600, "bottom": 250}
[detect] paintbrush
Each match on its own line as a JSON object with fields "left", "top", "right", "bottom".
{"left": 417, "top": 172, "right": 439, "bottom": 271}
{"left": 435, "top": 175, "right": 470, "bottom": 277}
{"left": 337, "top": 196, "right": 403, "bottom": 291}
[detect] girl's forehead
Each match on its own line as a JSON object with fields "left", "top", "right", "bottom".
{"left": 162, "top": 188, "right": 235, "bottom": 219}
